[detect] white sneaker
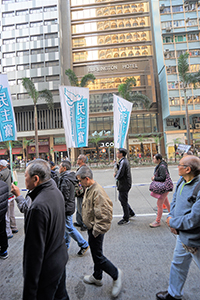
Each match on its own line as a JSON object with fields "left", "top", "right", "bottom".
{"left": 112, "top": 268, "right": 122, "bottom": 298}
{"left": 83, "top": 275, "right": 103, "bottom": 286}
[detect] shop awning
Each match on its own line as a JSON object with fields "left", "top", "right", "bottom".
{"left": 12, "top": 148, "right": 22, "bottom": 155}
{"left": 54, "top": 145, "right": 67, "bottom": 152}
{"left": 0, "top": 149, "right": 6, "bottom": 155}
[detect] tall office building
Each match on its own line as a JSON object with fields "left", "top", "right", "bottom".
{"left": 0, "top": 0, "right": 162, "bottom": 161}
{"left": 152, "top": 0, "right": 200, "bottom": 157}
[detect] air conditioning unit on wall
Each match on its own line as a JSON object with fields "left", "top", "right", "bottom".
{"left": 166, "top": 27, "right": 172, "bottom": 32}
{"left": 195, "top": 123, "right": 200, "bottom": 129}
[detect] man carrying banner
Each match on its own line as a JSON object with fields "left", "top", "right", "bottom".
{"left": 114, "top": 148, "right": 135, "bottom": 225}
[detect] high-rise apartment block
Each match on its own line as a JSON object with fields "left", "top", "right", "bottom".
{"left": 152, "top": 0, "right": 200, "bottom": 157}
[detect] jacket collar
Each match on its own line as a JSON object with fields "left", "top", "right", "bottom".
{"left": 28, "top": 179, "right": 53, "bottom": 201}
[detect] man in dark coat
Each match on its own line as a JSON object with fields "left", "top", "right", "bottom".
{"left": 114, "top": 148, "right": 135, "bottom": 225}
{"left": 0, "top": 180, "right": 9, "bottom": 259}
{"left": 21, "top": 159, "right": 69, "bottom": 300}
{"left": 58, "top": 159, "right": 89, "bottom": 257}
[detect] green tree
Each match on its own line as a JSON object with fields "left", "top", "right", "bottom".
{"left": 65, "top": 69, "right": 96, "bottom": 87}
{"left": 22, "top": 78, "right": 54, "bottom": 158}
{"left": 118, "top": 77, "right": 151, "bottom": 109}
{"left": 178, "top": 53, "right": 200, "bottom": 145}
{"left": 152, "top": 135, "right": 164, "bottom": 154}
{"left": 89, "top": 131, "right": 104, "bottom": 160}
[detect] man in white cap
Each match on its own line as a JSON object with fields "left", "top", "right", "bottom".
{"left": 0, "top": 159, "right": 18, "bottom": 238}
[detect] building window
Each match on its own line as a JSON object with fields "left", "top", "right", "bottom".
{"left": 3, "top": 65, "right": 16, "bottom": 72}
{"left": 46, "top": 75, "right": 60, "bottom": 82}
{"left": 44, "top": 19, "right": 57, "bottom": 26}
{"left": 30, "top": 35, "right": 43, "bottom": 41}
{"left": 172, "top": 5, "right": 183, "bottom": 13}
{"left": 45, "top": 46, "right": 59, "bottom": 53}
{"left": 17, "top": 64, "right": 29, "bottom": 70}
{"left": 44, "top": 33, "right": 58, "bottom": 39}
{"left": 30, "top": 21, "right": 43, "bottom": 27}
{"left": 45, "top": 60, "right": 59, "bottom": 67}
{"left": 44, "top": 5, "right": 57, "bottom": 12}
{"left": 188, "top": 33, "right": 199, "bottom": 41}
{"left": 3, "top": 52, "right": 15, "bottom": 58}
{"left": 31, "top": 48, "right": 44, "bottom": 55}
{"left": 30, "top": 7, "right": 43, "bottom": 14}
{"left": 16, "top": 9, "right": 28, "bottom": 15}
{"left": 16, "top": 36, "right": 29, "bottom": 43}
{"left": 32, "top": 77, "right": 44, "bottom": 83}
{"left": 31, "top": 62, "right": 44, "bottom": 69}
{"left": 3, "top": 38, "right": 15, "bottom": 45}
{"left": 16, "top": 23, "right": 29, "bottom": 29}
{"left": 2, "top": 11, "right": 14, "bottom": 17}
{"left": 17, "top": 50, "right": 29, "bottom": 56}
{"left": 2, "top": 25, "right": 15, "bottom": 31}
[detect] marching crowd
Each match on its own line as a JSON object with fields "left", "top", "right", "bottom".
{"left": 0, "top": 149, "right": 200, "bottom": 300}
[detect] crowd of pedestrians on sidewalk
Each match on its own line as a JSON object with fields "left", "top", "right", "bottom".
{"left": 1, "top": 151, "right": 200, "bottom": 300}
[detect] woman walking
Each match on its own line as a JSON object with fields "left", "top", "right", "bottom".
{"left": 149, "top": 154, "right": 173, "bottom": 228}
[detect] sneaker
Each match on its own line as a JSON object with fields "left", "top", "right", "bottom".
{"left": 129, "top": 212, "right": 135, "bottom": 218}
{"left": 112, "top": 268, "right": 122, "bottom": 298}
{"left": 77, "top": 246, "right": 90, "bottom": 256}
{"left": 0, "top": 251, "right": 8, "bottom": 259}
{"left": 149, "top": 221, "right": 161, "bottom": 228}
{"left": 73, "top": 222, "right": 81, "bottom": 227}
{"left": 118, "top": 219, "right": 130, "bottom": 225}
{"left": 12, "top": 230, "right": 18, "bottom": 234}
{"left": 7, "top": 235, "right": 13, "bottom": 239}
{"left": 83, "top": 275, "right": 103, "bottom": 286}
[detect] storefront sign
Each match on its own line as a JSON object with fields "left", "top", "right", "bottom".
{"left": 129, "top": 138, "right": 155, "bottom": 144}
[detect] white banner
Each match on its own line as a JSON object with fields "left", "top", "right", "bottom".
{"left": 113, "top": 94, "right": 133, "bottom": 149}
{"left": 59, "top": 86, "right": 89, "bottom": 148}
{"left": 0, "top": 74, "right": 17, "bottom": 142}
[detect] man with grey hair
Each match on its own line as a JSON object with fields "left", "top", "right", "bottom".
{"left": 58, "top": 159, "right": 89, "bottom": 256}
{"left": 13, "top": 159, "right": 69, "bottom": 300}
{"left": 156, "top": 155, "right": 200, "bottom": 300}
{"left": 0, "top": 159, "right": 18, "bottom": 238}
{"left": 74, "top": 154, "right": 87, "bottom": 231}
{"left": 76, "top": 166, "right": 122, "bottom": 298}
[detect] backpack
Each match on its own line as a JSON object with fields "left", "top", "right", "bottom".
{"left": 74, "top": 181, "right": 84, "bottom": 197}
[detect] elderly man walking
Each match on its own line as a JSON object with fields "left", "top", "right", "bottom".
{"left": 76, "top": 166, "right": 122, "bottom": 298}
{"left": 58, "top": 159, "right": 89, "bottom": 256}
{"left": 15, "top": 159, "right": 69, "bottom": 300}
{"left": 156, "top": 155, "right": 200, "bottom": 300}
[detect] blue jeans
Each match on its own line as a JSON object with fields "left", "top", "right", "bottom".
{"left": 65, "top": 215, "right": 88, "bottom": 249}
{"left": 76, "top": 196, "right": 86, "bottom": 228}
{"left": 168, "top": 235, "right": 200, "bottom": 299}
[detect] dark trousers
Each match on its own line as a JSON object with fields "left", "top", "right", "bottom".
{"left": 118, "top": 191, "right": 134, "bottom": 221}
{"left": 36, "top": 269, "right": 70, "bottom": 300}
{"left": 88, "top": 229, "right": 118, "bottom": 281}
{"left": 0, "top": 216, "right": 8, "bottom": 253}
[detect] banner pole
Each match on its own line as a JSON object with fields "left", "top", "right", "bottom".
{"left": 9, "top": 141, "right": 13, "bottom": 177}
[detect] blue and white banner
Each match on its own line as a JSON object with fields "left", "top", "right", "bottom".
{"left": 0, "top": 74, "right": 17, "bottom": 142}
{"left": 113, "top": 94, "right": 133, "bottom": 149}
{"left": 59, "top": 86, "right": 89, "bottom": 148}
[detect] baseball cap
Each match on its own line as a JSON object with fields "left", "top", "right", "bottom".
{"left": 0, "top": 159, "right": 8, "bottom": 167}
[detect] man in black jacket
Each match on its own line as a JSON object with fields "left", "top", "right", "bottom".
{"left": 58, "top": 159, "right": 89, "bottom": 257}
{"left": 114, "top": 148, "right": 135, "bottom": 225}
{"left": 0, "top": 180, "right": 9, "bottom": 259}
{"left": 22, "top": 159, "right": 69, "bottom": 300}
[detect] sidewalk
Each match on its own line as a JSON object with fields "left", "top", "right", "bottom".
{"left": 0, "top": 167, "right": 199, "bottom": 300}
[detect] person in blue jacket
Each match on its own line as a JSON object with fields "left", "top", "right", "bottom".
{"left": 156, "top": 155, "right": 200, "bottom": 300}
